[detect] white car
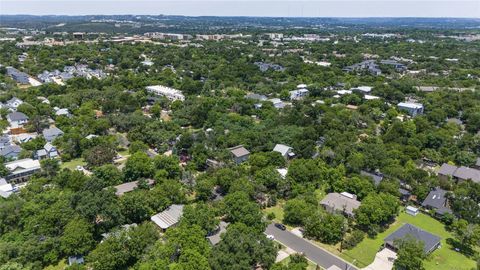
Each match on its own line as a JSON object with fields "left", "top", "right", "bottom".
{"left": 266, "top": 234, "right": 275, "bottom": 240}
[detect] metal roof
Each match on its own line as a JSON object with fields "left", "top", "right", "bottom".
{"left": 151, "top": 204, "right": 184, "bottom": 229}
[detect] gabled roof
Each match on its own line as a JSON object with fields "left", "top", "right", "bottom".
{"left": 229, "top": 145, "right": 250, "bottom": 158}
{"left": 384, "top": 223, "right": 441, "bottom": 254}
{"left": 421, "top": 187, "right": 452, "bottom": 214}
{"left": 7, "top": 112, "right": 28, "bottom": 122}
{"left": 5, "top": 158, "right": 40, "bottom": 172}
{"left": 44, "top": 142, "right": 56, "bottom": 152}
{"left": 360, "top": 170, "right": 383, "bottom": 186}
{"left": 320, "top": 192, "right": 361, "bottom": 216}
{"left": 273, "top": 144, "right": 292, "bottom": 157}
{"left": 112, "top": 179, "right": 155, "bottom": 196}
{"left": 151, "top": 204, "right": 184, "bottom": 229}
{"left": 0, "top": 145, "right": 21, "bottom": 156}
{"left": 43, "top": 126, "right": 64, "bottom": 137}
{"left": 453, "top": 166, "right": 480, "bottom": 183}
{"left": 438, "top": 163, "right": 457, "bottom": 177}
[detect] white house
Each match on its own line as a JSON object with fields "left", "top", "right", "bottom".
{"left": 151, "top": 204, "right": 184, "bottom": 231}
{"left": 397, "top": 102, "right": 424, "bottom": 116}
{"left": 146, "top": 85, "right": 185, "bottom": 101}
{"left": 273, "top": 144, "right": 294, "bottom": 159}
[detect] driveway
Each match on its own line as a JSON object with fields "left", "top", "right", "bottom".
{"left": 265, "top": 224, "right": 358, "bottom": 270}
{"left": 362, "top": 248, "right": 397, "bottom": 270}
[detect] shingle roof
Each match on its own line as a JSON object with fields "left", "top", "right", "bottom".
{"left": 453, "top": 166, "right": 480, "bottom": 183}
{"left": 360, "top": 170, "right": 384, "bottom": 186}
{"left": 7, "top": 112, "right": 28, "bottom": 121}
{"left": 43, "top": 126, "right": 64, "bottom": 137}
{"left": 151, "top": 204, "right": 184, "bottom": 229}
{"left": 438, "top": 163, "right": 458, "bottom": 177}
{"left": 320, "top": 192, "right": 361, "bottom": 216}
{"left": 229, "top": 145, "right": 250, "bottom": 158}
{"left": 421, "top": 187, "right": 452, "bottom": 214}
{"left": 207, "top": 221, "right": 229, "bottom": 245}
{"left": 0, "top": 145, "right": 21, "bottom": 156}
{"left": 112, "top": 179, "right": 155, "bottom": 196}
{"left": 384, "top": 223, "right": 441, "bottom": 254}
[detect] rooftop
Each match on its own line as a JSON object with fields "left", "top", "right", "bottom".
{"left": 151, "top": 204, "right": 184, "bottom": 229}
{"left": 229, "top": 145, "right": 250, "bottom": 158}
{"left": 320, "top": 192, "right": 361, "bottom": 216}
{"left": 384, "top": 223, "right": 441, "bottom": 254}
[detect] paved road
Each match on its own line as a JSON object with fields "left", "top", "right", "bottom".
{"left": 266, "top": 223, "right": 358, "bottom": 270}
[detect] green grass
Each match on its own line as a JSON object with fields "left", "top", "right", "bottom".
{"left": 279, "top": 256, "right": 318, "bottom": 270}
{"left": 60, "top": 158, "right": 86, "bottom": 170}
{"left": 342, "top": 211, "right": 477, "bottom": 270}
{"left": 263, "top": 201, "right": 285, "bottom": 224}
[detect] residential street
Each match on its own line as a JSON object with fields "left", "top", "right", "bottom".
{"left": 265, "top": 223, "right": 358, "bottom": 270}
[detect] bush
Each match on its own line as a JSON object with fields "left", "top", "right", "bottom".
{"left": 341, "top": 229, "right": 365, "bottom": 250}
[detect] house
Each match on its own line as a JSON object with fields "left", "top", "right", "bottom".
{"left": 7, "top": 112, "right": 29, "bottom": 128}
{"left": 6, "top": 67, "right": 30, "bottom": 84}
{"left": 207, "top": 221, "right": 229, "bottom": 245}
{"left": 151, "top": 204, "right": 184, "bottom": 231}
{"left": 290, "top": 85, "right": 309, "bottom": 100}
{"left": 360, "top": 170, "right": 384, "bottom": 186}
{"left": 229, "top": 145, "right": 250, "bottom": 164}
{"left": 384, "top": 224, "right": 441, "bottom": 254}
{"left": 111, "top": 179, "right": 155, "bottom": 196}
{"left": 4, "top": 158, "right": 41, "bottom": 184}
{"left": 399, "top": 188, "right": 412, "bottom": 202}
{"left": 268, "top": 98, "right": 286, "bottom": 109}
{"left": 406, "top": 206, "right": 419, "bottom": 216}
{"left": 35, "top": 142, "right": 59, "bottom": 159}
{"left": 54, "top": 108, "right": 71, "bottom": 117}
{"left": 421, "top": 187, "right": 452, "bottom": 216}
{"left": 0, "top": 145, "right": 22, "bottom": 160}
{"left": 42, "top": 127, "right": 64, "bottom": 142}
{"left": 14, "top": 133, "right": 37, "bottom": 144}
{"left": 351, "top": 86, "right": 373, "bottom": 93}
{"left": 397, "top": 102, "right": 424, "bottom": 116}
{"left": 6, "top": 97, "right": 24, "bottom": 111}
{"left": 146, "top": 85, "right": 185, "bottom": 101}
{"left": 273, "top": 144, "right": 294, "bottom": 159}
{"left": 68, "top": 256, "right": 84, "bottom": 266}
{"left": 0, "top": 135, "right": 11, "bottom": 150}
{"left": 320, "top": 192, "right": 361, "bottom": 217}
{"left": 0, "top": 178, "right": 14, "bottom": 198}
{"left": 437, "top": 163, "right": 480, "bottom": 183}
{"left": 245, "top": 93, "right": 268, "bottom": 101}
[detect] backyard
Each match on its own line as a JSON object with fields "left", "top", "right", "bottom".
{"left": 342, "top": 211, "right": 477, "bottom": 270}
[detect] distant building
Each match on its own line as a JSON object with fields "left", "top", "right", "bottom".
{"left": 320, "top": 192, "right": 361, "bottom": 217}
{"left": 4, "top": 158, "right": 41, "bottom": 184}
{"left": 245, "top": 93, "right": 268, "bottom": 101}
{"left": 421, "top": 187, "right": 452, "bottom": 216}
{"left": 360, "top": 170, "right": 384, "bottom": 186}
{"left": 254, "top": 62, "right": 285, "bottom": 72}
{"left": 343, "top": 60, "right": 382, "bottom": 76}
{"left": 273, "top": 144, "right": 294, "bottom": 159}
{"left": 397, "top": 102, "right": 424, "bottom": 116}
{"left": 151, "top": 204, "right": 184, "bottom": 231}
{"left": 68, "top": 256, "right": 84, "bottom": 266}
{"left": 351, "top": 86, "right": 373, "bottom": 93}
{"left": 380, "top": 59, "right": 407, "bottom": 71}
{"left": 229, "top": 145, "right": 250, "bottom": 164}
{"left": 146, "top": 85, "right": 185, "bottom": 101}
{"left": 384, "top": 224, "right": 441, "bottom": 254}
{"left": 268, "top": 98, "right": 286, "bottom": 109}
{"left": 6, "top": 97, "right": 24, "bottom": 111}
{"left": 35, "top": 142, "right": 59, "bottom": 160}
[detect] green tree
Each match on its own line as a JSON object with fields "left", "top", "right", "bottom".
{"left": 393, "top": 237, "right": 426, "bottom": 270}
{"left": 61, "top": 217, "right": 95, "bottom": 255}
{"left": 123, "top": 152, "right": 154, "bottom": 181}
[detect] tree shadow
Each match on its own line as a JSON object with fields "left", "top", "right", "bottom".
{"left": 446, "top": 238, "right": 476, "bottom": 258}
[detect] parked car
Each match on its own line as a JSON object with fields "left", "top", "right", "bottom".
{"left": 274, "top": 223, "right": 286, "bottom": 230}
{"left": 266, "top": 234, "right": 275, "bottom": 240}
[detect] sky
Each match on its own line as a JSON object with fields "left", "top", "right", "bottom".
{"left": 0, "top": 0, "right": 479, "bottom": 18}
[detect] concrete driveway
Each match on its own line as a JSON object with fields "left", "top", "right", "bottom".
{"left": 362, "top": 248, "right": 397, "bottom": 270}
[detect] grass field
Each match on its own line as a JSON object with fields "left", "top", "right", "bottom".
{"left": 60, "top": 158, "right": 86, "bottom": 170}
{"left": 342, "top": 211, "right": 477, "bottom": 270}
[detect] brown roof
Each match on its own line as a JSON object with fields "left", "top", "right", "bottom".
{"left": 229, "top": 145, "right": 250, "bottom": 158}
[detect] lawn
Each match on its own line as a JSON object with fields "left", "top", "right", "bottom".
{"left": 60, "top": 158, "right": 86, "bottom": 170}
{"left": 342, "top": 211, "right": 477, "bottom": 270}
{"left": 279, "top": 255, "right": 318, "bottom": 270}
{"left": 263, "top": 201, "right": 285, "bottom": 224}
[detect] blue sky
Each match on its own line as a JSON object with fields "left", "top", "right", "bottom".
{"left": 1, "top": 0, "right": 479, "bottom": 17}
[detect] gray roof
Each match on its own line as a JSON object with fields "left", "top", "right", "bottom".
{"left": 453, "top": 166, "right": 480, "bottom": 183}
{"left": 421, "top": 187, "right": 452, "bottom": 214}
{"left": 360, "top": 170, "right": 384, "bottom": 186}
{"left": 151, "top": 204, "right": 184, "bottom": 229}
{"left": 112, "top": 179, "right": 155, "bottom": 196}
{"left": 245, "top": 93, "right": 268, "bottom": 101}
{"left": 229, "top": 145, "right": 250, "bottom": 158}
{"left": 320, "top": 192, "right": 361, "bottom": 216}
{"left": 0, "top": 145, "right": 21, "bottom": 157}
{"left": 384, "top": 223, "right": 441, "bottom": 254}
{"left": 207, "top": 221, "right": 229, "bottom": 245}
{"left": 438, "top": 163, "right": 458, "bottom": 177}
{"left": 43, "top": 126, "right": 64, "bottom": 137}
{"left": 7, "top": 112, "right": 28, "bottom": 122}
